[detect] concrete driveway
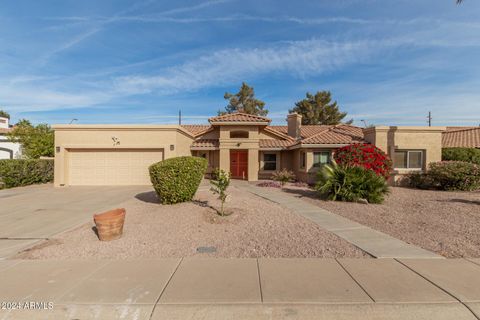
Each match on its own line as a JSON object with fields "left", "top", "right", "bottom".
{"left": 0, "top": 184, "right": 152, "bottom": 259}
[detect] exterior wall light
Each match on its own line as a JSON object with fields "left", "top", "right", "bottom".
{"left": 170, "top": 144, "right": 175, "bottom": 151}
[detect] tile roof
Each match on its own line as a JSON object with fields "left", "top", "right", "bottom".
{"left": 300, "top": 125, "right": 365, "bottom": 145}
{"left": 268, "top": 125, "right": 341, "bottom": 139}
{"left": 259, "top": 139, "right": 294, "bottom": 148}
{"left": 208, "top": 112, "right": 271, "bottom": 123}
{"left": 442, "top": 127, "right": 480, "bottom": 148}
{"left": 186, "top": 121, "right": 366, "bottom": 149}
{"left": 191, "top": 139, "right": 219, "bottom": 148}
{"left": 0, "top": 127, "right": 11, "bottom": 134}
{"left": 181, "top": 125, "right": 211, "bottom": 136}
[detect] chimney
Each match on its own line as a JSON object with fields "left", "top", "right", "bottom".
{"left": 287, "top": 113, "right": 302, "bottom": 139}
{"left": 0, "top": 116, "right": 9, "bottom": 129}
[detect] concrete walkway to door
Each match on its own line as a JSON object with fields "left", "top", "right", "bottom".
{"left": 0, "top": 184, "right": 152, "bottom": 259}
{"left": 235, "top": 182, "right": 442, "bottom": 259}
{"left": 1, "top": 258, "right": 480, "bottom": 319}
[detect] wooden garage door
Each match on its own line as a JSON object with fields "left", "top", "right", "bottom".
{"left": 68, "top": 149, "right": 163, "bottom": 186}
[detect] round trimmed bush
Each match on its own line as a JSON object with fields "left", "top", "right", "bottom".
{"left": 333, "top": 143, "right": 392, "bottom": 179}
{"left": 149, "top": 156, "right": 208, "bottom": 204}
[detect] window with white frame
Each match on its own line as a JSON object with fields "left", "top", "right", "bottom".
{"left": 313, "top": 151, "right": 330, "bottom": 168}
{"left": 263, "top": 153, "right": 277, "bottom": 171}
{"left": 393, "top": 150, "right": 424, "bottom": 169}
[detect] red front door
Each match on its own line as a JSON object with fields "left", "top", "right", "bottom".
{"left": 230, "top": 150, "right": 248, "bottom": 180}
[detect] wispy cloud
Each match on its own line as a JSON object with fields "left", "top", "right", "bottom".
{"left": 114, "top": 39, "right": 374, "bottom": 95}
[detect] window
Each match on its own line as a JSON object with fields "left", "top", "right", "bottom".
{"left": 263, "top": 153, "right": 277, "bottom": 171}
{"left": 300, "top": 152, "right": 306, "bottom": 169}
{"left": 230, "top": 130, "right": 249, "bottom": 138}
{"left": 393, "top": 150, "right": 423, "bottom": 169}
{"left": 313, "top": 151, "right": 330, "bottom": 168}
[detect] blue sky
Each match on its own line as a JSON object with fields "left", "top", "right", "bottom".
{"left": 1, "top": 0, "right": 479, "bottom": 126}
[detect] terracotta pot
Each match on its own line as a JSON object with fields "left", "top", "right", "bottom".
{"left": 93, "top": 208, "right": 126, "bottom": 241}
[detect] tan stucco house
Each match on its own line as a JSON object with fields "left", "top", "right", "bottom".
{"left": 53, "top": 112, "right": 446, "bottom": 186}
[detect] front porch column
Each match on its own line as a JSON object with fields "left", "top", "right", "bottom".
{"left": 248, "top": 149, "right": 259, "bottom": 181}
{"left": 219, "top": 148, "right": 230, "bottom": 174}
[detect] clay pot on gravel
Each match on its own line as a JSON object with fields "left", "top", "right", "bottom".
{"left": 93, "top": 208, "right": 126, "bottom": 241}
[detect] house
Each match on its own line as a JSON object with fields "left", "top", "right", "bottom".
{"left": 53, "top": 112, "right": 446, "bottom": 186}
{"left": 0, "top": 116, "right": 22, "bottom": 160}
{"left": 442, "top": 126, "right": 480, "bottom": 149}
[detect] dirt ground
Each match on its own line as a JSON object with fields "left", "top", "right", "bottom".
{"left": 15, "top": 185, "right": 368, "bottom": 259}
{"left": 277, "top": 185, "right": 480, "bottom": 258}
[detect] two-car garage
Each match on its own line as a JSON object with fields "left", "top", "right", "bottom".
{"left": 67, "top": 148, "right": 164, "bottom": 186}
{"left": 52, "top": 124, "right": 193, "bottom": 187}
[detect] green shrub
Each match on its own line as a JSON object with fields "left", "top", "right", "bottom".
{"left": 405, "top": 172, "right": 435, "bottom": 190}
{"left": 442, "top": 148, "right": 480, "bottom": 165}
{"left": 272, "top": 168, "right": 295, "bottom": 187}
{"left": 149, "top": 156, "right": 208, "bottom": 204}
{"left": 315, "top": 161, "right": 389, "bottom": 204}
{"left": 428, "top": 161, "right": 480, "bottom": 191}
{"left": 0, "top": 159, "right": 54, "bottom": 188}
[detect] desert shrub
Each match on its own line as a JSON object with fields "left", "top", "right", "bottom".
{"left": 210, "top": 169, "right": 231, "bottom": 216}
{"left": 442, "top": 148, "right": 480, "bottom": 165}
{"left": 0, "top": 159, "right": 54, "bottom": 188}
{"left": 272, "top": 168, "right": 295, "bottom": 187}
{"left": 257, "top": 181, "right": 281, "bottom": 188}
{"left": 315, "top": 161, "right": 389, "bottom": 204}
{"left": 149, "top": 156, "right": 208, "bottom": 204}
{"left": 428, "top": 161, "right": 480, "bottom": 191}
{"left": 334, "top": 143, "right": 392, "bottom": 179}
{"left": 405, "top": 172, "right": 435, "bottom": 190}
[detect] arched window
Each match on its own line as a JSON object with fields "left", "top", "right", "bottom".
{"left": 230, "top": 130, "right": 249, "bottom": 138}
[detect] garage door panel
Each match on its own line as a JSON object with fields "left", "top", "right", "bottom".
{"left": 68, "top": 149, "right": 163, "bottom": 186}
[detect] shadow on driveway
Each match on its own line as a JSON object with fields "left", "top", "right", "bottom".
{"left": 135, "top": 191, "right": 160, "bottom": 204}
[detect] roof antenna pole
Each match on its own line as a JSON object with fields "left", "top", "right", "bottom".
{"left": 179, "top": 110, "right": 182, "bottom": 125}
{"left": 427, "top": 111, "right": 432, "bottom": 127}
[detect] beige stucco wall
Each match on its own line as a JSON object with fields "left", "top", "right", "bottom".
{"left": 217, "top": 125, "right": 260, "bottom": 181}
{"left": 53, "top": 125, "right": 194, "bottom": 186}
{"left": 364, "top": 126, "right": 446, "bottom": 184}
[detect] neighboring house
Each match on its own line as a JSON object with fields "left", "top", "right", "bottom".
{"left": 53, "top": 112, "right": 446, "bottom": 186}
{"left": 442, "top": 126, "right": 480, "bottom": 149}
{"left": 0, "top": 116, "right": 21, "bottom": 160}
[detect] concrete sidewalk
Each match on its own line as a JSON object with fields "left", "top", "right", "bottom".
{"left": 1, "top": 258, "right": 480, "bottom": 319}
{"left": 237, "top": 182, "right": 442, "bottom": 259}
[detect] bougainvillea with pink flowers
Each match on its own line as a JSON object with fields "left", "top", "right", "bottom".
{"left": 333, "top": 143, "right": 393, "bottom": 179}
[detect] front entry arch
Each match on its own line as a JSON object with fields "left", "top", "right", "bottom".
{"left": 230, "top": 150, "right": 248, "bottom": 180}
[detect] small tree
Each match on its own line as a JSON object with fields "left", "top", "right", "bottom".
{"left": 7, "top": 120, "right": 54, "bottom": 159}
{"left": 272, "top": 169, "right": 295, "bottom": 187}
{"left": 289, "top": 91, "right": 352, "bottom": 125}
{"left": 0, "top": 110, "right": 10, "bottom": 119}
{"left": 220, "top": 82, "right": 268, "bottom": 116}
{"left": 210, "top": 169, "right": 231, "bottom": 216}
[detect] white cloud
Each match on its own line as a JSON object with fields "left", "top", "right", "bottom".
{"left": 114, "top": 39, "right": 374, "bottom": 95}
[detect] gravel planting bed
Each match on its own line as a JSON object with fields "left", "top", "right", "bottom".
{"left": 15, "top": 184, "right": 368, "bottom": 259}
{"left": 278, "top": 185, "right": 480, "bottom": 258}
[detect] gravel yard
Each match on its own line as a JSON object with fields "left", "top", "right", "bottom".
{"left": 15, "top": 184, "right": 368, "bottom": 259}
{"left": 279, "top": 185, "right": 480, "bottom": 258}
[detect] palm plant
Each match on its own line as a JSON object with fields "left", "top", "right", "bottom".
{"left": 315, "top": 160, "right": 389, "bottom": 204}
